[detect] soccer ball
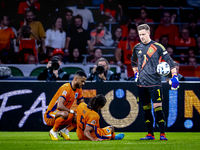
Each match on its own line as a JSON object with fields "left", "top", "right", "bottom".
{"left": 157, "top": 62, "right": 170, "bottom": 76}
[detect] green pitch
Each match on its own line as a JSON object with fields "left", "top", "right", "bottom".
{"left": 0, "top": 132, "right": 200, "bottom": 150}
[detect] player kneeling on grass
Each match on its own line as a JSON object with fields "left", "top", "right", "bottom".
{"left": 44, "top": 70, "right": 87, "bottom": 140}
{"left": 76, "top": 94, "right": 125, "bottom": 141}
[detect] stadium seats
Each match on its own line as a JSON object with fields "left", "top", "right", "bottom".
{"left": 29, "top": 67, "right": 46, "bottom": 76}
{"left": 8, "top": 66, "right": 24, "bottom": 76}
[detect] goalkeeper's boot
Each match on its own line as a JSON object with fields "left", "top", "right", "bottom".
{"left": 49, "top": 129, "right": 58, "bottom": 140}
{"left": 140, "top": 133, "right": 155, "bottom": 140}
{"left": 160, "top": 133, "right": 168, "bottom": 140}
{"left": 114, "top": 133, "right": 125, "bottom": 140}
{"left": 59, "top": 128, "right": 71, "bottom": 140}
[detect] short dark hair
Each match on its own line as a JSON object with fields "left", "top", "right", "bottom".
{"left": 75, "top": 70, "right": 87, "bottom": 78}
{"left": 88, "top": 94, "right": 107, "bottom": 112}
{"left": 65, "top": 8, "right": 73, "bottom": 15}
{"left": 74, "top": 14, "right": 83, "bottom": 22}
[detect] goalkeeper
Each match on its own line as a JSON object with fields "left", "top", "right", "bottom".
{"left": 131, "top": 24, "right": 179, "bottom": 140}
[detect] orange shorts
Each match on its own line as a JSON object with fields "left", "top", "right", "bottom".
{"left": 44, "top": 110, "right": 75, "bottom": 126}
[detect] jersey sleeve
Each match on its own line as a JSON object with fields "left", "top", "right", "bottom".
{"left": 131, "top": 44, "right": 138, "bottom": 67}
{"left": 86, "top": 113, "right": 99, "bottom": 128}
{"left": 155, "top": 42, "right": 175, "bottom": 69}
{"left": 59, "top": 84, "right": 71, "bottom": 100}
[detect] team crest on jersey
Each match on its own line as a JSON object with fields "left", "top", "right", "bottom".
{"left": 91, "top": 120, "right": 96, "bottom": 125}
{"left": 148, "top": 47, "right": 154, "bottom": 53}
{"left": 106, "top": 128, "right": 110, "bottom": 133}
{"left": 62, "top": 90, "right": 67, "bottom": 96}
{"left": 75, "top": 92, "right": 78, "bottom": 99}
{"left": 147, "top": 44, "right": 157, "bottom": 57}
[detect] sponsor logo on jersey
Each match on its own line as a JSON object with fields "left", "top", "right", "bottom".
{"left": 62, "top": 90, "right": 67, "bottom": 96}
{"left": 138, "top": 50, "right": 142, "bottom": 54}
{"left": 75, "top": 92, "right": 78, "bottom": 99}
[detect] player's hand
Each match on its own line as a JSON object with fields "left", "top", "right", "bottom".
{"left": 169, "top": 75, "right": 179, "bottom": 90}
{"left": 94, "top": 138, "right": 103, "bottom": 141}
{"left": 134, "top": 71, "right": 139, "bottom": 82}
{"left": 46, "top": 61, "right": 52, "bottom": 68}
{"left": 98, "top": 72, "right": 106, "bottom": 80}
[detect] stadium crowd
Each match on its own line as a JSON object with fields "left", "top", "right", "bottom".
{"left": 0, "top": 0, "right": 200, "bottom": 78}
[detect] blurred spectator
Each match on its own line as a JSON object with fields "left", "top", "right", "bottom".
{"left": 188, "top": 47, "right": 196, "bottom": 57}
{"left": 166, "top": 46, "right": 174, "bottom": 58}
{"left": 196, "top": 37, "right": 200, "bottom": 54}
{"left": 27, "top": 54, "right": 37, "bottom": 64}
{"left": 87, "top": 57, "right": 115, "bottom": 81}
{"left": 0, "top": 14, "right": 16, "bottom": 63}
{"left": 188, "top": 56, "right": 197, "bottom": 66}
{"left": 17, "top": 25, "right": 39, "bottom": 63}
{"left": 39, "top": 0, "right": 66, "bottom": 30}
{"left": 67, "top": 0, "right": 94, "bottom": 30}
{"left": 18, "top": 0, "right": 40, "bottom": 16}
{"left": 179, "top": 53, "right": 188, "bottom": 64}
{"left": 134, "top": 7, "right": 154, "bottom": 25}
{"left": 90, "top": 21, "right": 114, "bottom": 47}
{"left": 115, "top": 27, "right": 139, "bottom": 77}
{"left": 120, "top": 16, "right": 132, "bottom": 37}
{"left": 0, "top": 14, "right": 16, "bottom": 51}
{"left": 68, "top": 48, "right": 84, "bottom": 63}
{"left": 112, "top": 27, "right": 122, "bottom": 47}
{"left": 62, "top": 9, "right": 74, "bottom": 35}
{"left": 45, "top": 17, "right": 66, "bottom": 51}
{"left": 160, "top": 35, "right": 170, "bottom": 49}
{"left": 100, "top": 0, "right": 123, "bottom": 22}
{"left": 18, "top": 0, "right": 40, "bottom": 26}
{"left": 52, "top": 48, "right": 64, "bottom": 63}
{"left": 87, "top": 48, "right": 103, "bottom": 63}
{"left": 23, "top": 10, "right": 45, "bottom": 57}
{"left": 65, "top": 15, "right": 93, "bottom": 57}
{"left": 154, "top": 11, "right": 179, "bottom": 46}
{"left": 37, "top": 55, "right": 69, "bottom": 81}
{"left": 175, "top": 27, "right": 196, "bottom": 47}
{"left": 188, "top": 18, "right": 200, "bottom": 39}
{"left": 161, "top": 61, "right": 185, "bottom": 81}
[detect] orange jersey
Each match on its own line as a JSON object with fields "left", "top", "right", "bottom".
{"left": 76, "top": 102, "right": 112, "bottom": 140}
{"left": 46, "top": 82, "right": 83, "bottom": 114}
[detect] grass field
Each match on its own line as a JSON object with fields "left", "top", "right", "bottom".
{"left": 0, "top": 132, "right": 200, "bottom": 150}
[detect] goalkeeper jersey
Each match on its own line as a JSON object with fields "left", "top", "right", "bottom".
{"left": 131, "top": 40, "right": 175, "bottom": 87}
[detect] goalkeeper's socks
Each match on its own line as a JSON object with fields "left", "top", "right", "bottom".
{"left": 143, "top": 107, "right": 154, "bottom": 136}
{"left": 154, "top": 106, "right": 165, "bottom": 134}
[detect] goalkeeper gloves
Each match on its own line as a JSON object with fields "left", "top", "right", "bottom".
{"left": 169, "top": 75, "right": 179, "bottom": 90}
{"left": 134, "top": 70, "right": 139, "bottom": 82}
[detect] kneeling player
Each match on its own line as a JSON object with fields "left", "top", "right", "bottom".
{"left": 76, "top": 94, "right": 125, "bottom": 141}
{"left": 44, "top": 70, "right": 87, "bottom": 140}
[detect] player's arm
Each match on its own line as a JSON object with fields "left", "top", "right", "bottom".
{"left": 57, "top": 97, "right": 73, "bottom": 113}
{"left": 156, "top": 43, "right": 179, "bottom": 90}
{"left": 79, "top": 99, "right": 84, "bottom": 103}
{"left": 84, "top": 126, "right": 102, "bottom": 141}
{"left": 131, "top": 47, "right": 139, "bottom": 81}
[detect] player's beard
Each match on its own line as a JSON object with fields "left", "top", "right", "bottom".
{"left": 75, "top": 83, "right": 81, "bottom": 89}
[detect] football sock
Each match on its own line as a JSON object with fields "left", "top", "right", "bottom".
{"left": 53, "top": 117, "right": 65, "bottom": 132}
{"left": 66, "top": 125, "right": 75, "bottom": 132}
{"left": 154, "top": 106, "right": 165, "bottom": 134}
{"left": 143, "top": 105, "right": 154, "bottom": 136}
